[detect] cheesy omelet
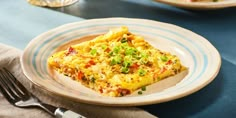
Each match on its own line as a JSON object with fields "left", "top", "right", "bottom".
{"left": 48, "top": 26, "right": 186, "bottom": 97}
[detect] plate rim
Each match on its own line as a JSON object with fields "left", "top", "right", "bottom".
{"left": 20, "top": 18, "right": 221, "bottom": 106}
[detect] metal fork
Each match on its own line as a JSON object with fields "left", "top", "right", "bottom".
{"left": 0, "top": 68, "right": 86, "bottom": 118}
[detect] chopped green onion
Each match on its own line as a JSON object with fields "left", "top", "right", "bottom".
{"left": 213, "top": 0, "right": 218, "bottom": 2}
{"left": 110, "top": 59, "right": 117, "bottom": 65}
{"left": 121, "top": 38, "right": 128, "bottom": 43}
{"left": 138, "top": 68, "right": 146, "bottom": 76}
{"left": 140, "top": 58, "right": 148, "bottom": 64}
{"left": 113, "top": 46, "right": 120, "bottom": 54}
{"left": 139, "top": 52, "right": 149, "bottom": 64}
{"left": 123, "top": 59, "right": 132, "bottom": 68}
{"left": 141, "top": 86, "right": 146, "bottom": 91}
{"left": 121, "top": 67, "right": 129, "bottom": 74}
{"left": 110, "top": 55, "right": 122, "bottom": 65}
{"left": 109, "top": 51, "right": 114, "bottom": 56}
{"left": 141, "top": 52, "right": 148, "bottom": 58}
{"left": 160, "top": 55, "right": 168, "bottom": 62}
{"left": 125, "top": 47, "right": 137, "bottom": 56}
{"left": 101, "top": 44, "right": 107, "bottom": 50}
{"left": 90, "top": 49, "right": 97, "bottom": 55}
{"left": 138, "top": 91, "right": 142, "bottom": 95}
{"left": 91, "top": 77, "right": 95, "bottom": 83}
{"left": 121, "top": 42, "right": 129, "bottom": 48}
{"left": 115, "top": 55, "right": 122, "bottom": 64}
{"left": 157, "top": 77, "right": 161, "bottom": 81}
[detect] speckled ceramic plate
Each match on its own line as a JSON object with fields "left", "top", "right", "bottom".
{"left": 20, "top": 18, "right": 221, "bottom": 106}
{"left": 154, "top": 0, "right": 236, "bottom": 10}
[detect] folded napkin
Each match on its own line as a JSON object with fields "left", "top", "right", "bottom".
{"left": 0, "top": 43, "right": 156, "bottom": 118}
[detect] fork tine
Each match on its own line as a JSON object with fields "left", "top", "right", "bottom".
{"left": 0, "top": 69, "right": 19, "bottom": 103}
{"left": 3, "top": 68, "right": 29, "bottom": 96}
{"left": 1, "top": 68, "right": 30, "bottom": 100}
{"left": 0, "top": 81, "right": 16, "bottom": 103}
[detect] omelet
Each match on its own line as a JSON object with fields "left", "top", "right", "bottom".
{"left": 48, "top": 26, "right": 186, "bottom": 97}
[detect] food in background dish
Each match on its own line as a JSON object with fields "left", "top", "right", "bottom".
{"left": 185, "top": 0, "right": 221, "bottom": 2}
{"left": 48, "top": 26, "right": 187, "bottom": 97}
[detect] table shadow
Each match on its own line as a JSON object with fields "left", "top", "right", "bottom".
{"left": 139, "top": 66, "right": 224, "bottom": 118}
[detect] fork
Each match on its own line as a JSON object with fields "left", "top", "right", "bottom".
{"left": 0, "top": 68, "right": 86, "bottom": 118}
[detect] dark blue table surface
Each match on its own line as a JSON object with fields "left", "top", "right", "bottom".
{"left": 48, "top": 0, "right": 236, "bottom": 117}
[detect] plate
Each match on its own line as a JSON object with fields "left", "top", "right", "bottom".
{"left": 21, "top": 18, "right": 221, "bottom": 106}
{"left": 154, "top": 0, "right": 236, "bottom": 10}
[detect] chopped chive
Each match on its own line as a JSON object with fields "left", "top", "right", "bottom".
{"left": 160, "top": 55, "right": 168, "bottom": 62}
{"left": 115, "top": 55, "right": 122, "bottom": 64}
{"left": 121, "top": 38, "right": 128, "bottom": 43}
{"left": 123, "top": 60, "right": 131, "bottom": 68}
{"left": 90, "top": 49, "right": 97, "bottom": 55}
{"left": 110, "top": 58, "right": 117, "bottom": 65}
{"left": 125, "top": 47, "right": 137, "bottom": 56}
{"left": 101, "top": 44, "right": 107, "bottom": 50}
{"left": 138, "top": 68, "right": 146, "bottom": 76}
{"left": 138, "top": 91, "right": 142, "bottom": 95}
{"left": 91, "top": 77, "right": 95, "bottom": 83}
{"left": 141, "top": 52, "right": 148, "bottom": 58}
{"left": 110, "top": 55, "right": 122, "bottom": 65}
{"left": 113, "top": 46, "right": 120, "bottom": 54}
{"left": 141, "top": 86, "right": 146, "bottom": 91}
{"left": 109, "top": 51, "right": 114, "bottom": 56}
{"left": 121, "top": 67, "right": 129, "bottom": 74}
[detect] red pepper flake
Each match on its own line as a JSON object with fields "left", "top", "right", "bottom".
{"left": 77, "top": 71, "right": 84, "bottom": 80}
{"left": 66, "top": 46, "right": 77, "bottom": 56}
{"left": 130, "top": 62, "right": 139, "bottom": 69}
{"left": 117, "top": 88, "right": 131, "bottom": 96}
{"left": 160, "top": 67, "right": 167, "bottom": 74}
{"left": 105, "top": 48, "right": 111, "bottom": 53}
{"left": 85, "top": 60, "right": 96, "bottom": 68}
{"left": 153, "top": 73, "right": 158, "bottom": 81}
{"left": 166, "top": 60, "right": 172, "bottom": 65}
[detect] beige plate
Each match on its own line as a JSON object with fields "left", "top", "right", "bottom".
{"left": 154, "top": 0, "right": 236, "bottom": 10}
{"left": 21, "top": 18, "right": 221, "bottom": 106}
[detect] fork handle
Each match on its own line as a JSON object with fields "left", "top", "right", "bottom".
{"left": 38, "top": 103, "right": 86, "bottom": 118}
{"left": 55, "top": 108, "right": 86, "bottom": 118}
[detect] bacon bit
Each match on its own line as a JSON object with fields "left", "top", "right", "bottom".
{"left": 85, "top": 60, "right": 96, "bottom": 68}
{"left": 166, "top": 60, "right": 172, "bottom": 65}
{"left": 66, "top": 46, "right": 77, "bottom": 56}
{"left": 77, "top": 71, "right": 84, "bottom": 80}
{"left": 117, "top": 88, "right": 131, "bottom": 96}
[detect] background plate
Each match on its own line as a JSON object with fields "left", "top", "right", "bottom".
{"left": 21, "top": 18, "right": 221, "bottom": 106}
{"left": 154, "top": 0, "right": 236, "bottom": 10}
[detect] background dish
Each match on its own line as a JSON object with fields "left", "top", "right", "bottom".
{"left": 21, "top": 18, "right": 221, "bottom": 106}
{"left": 154, "top": 0, "right": 236, "bottom": 10}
